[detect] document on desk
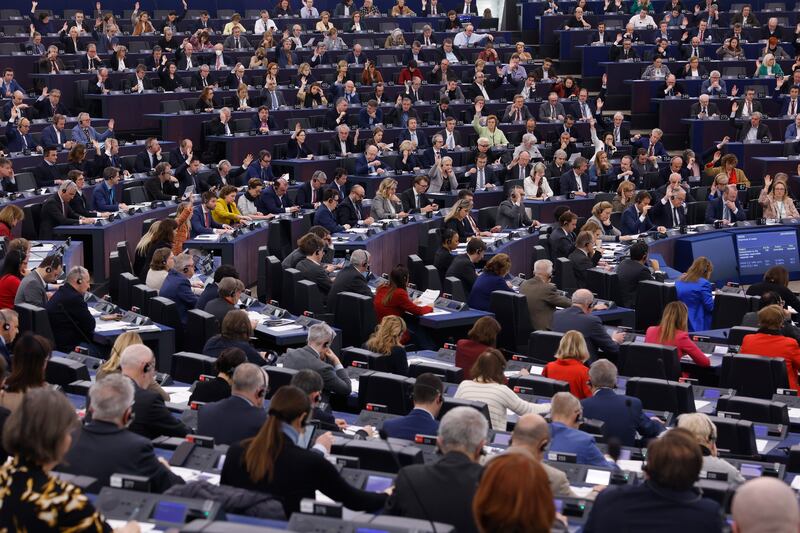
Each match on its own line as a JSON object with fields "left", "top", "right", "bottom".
{"left": 417, "top": 289, "right": 440, "bottom": 306}
{"left": 88, "top": 307, "right": 102, "bottom": 317}
{"left": 756, "top": 439, "right": 769, "bottom": 453}
{"left": 266, "top": 324, "right": 304, "bottom": 332}
{"left": 570, "top": 486, "right": 595, "bottom": 499}
{"left": 346, "top": 227, "right": 370, "bottom": 234}
{"left": 423, "top": 308, "right": 450, "bottom": 316}
{"left": 94, "top": 320, "right": 129, "bottom": 332}
{"left": 108, "top": 521, "right": 155, "bottom": 532}
{"left": 789, "top": 408, "right": 800, "bottom": 419}
{"left": 694, "top": 400, "right": 711, "bottom": 410}
{"left": 350, "top": 379, "right": 359, "bottom": 394}
{"left": 30, "top": 244, "right": 55, "bottom": 253}
{"left": 194, "top": 234, "right": 220, "bottom": 241}
{"left": 163, "top": 387, "right": 192, "bottom": 404}
{"left": 792, "top": 476, "right": 800, "bottom": 490}
{"left": 170, "top": 467, "right": 220, "bottom": 486}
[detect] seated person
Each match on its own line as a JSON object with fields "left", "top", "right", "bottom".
{"left": 382, "top": 373, "right": 443, "bottom": 440}
{"left": 364, "top": 316, "right": 409, "bottom": 375}
{"left": 645, "top": 301, "right": 710, "bottom": 367}
{"left": 455, "top": 316, "right": 501, "bottom": 380}
{"left": 204, "top": 277, "right": 245, "bottom": 325}
{"left": 189, "top": 347, "right": 246, "bottom": 404}
{"left": 467, "top": 254, "right": 512, "bottom": 312}
{"left": 158, "top": 253, "right": 199, "bottom": 325}
{"left": 739, "top": 304, "right": 800, "bottom": 392}
{"left": 282, "top": 323, "right": 352, "bottom": 397}
{"left": 203, "top": 310, "right": 266, "bottom": 365}
{"left": 45, "top": 266, "right": 95, "bottom": 354}
{"left": 676, "top": 413, "right": 745, "bottom": 483}
{"left": 542, "top": 331, "right": 592, "bottom": 399}
{"left": 549, "top": 391, "right": 615, "bottom": 467}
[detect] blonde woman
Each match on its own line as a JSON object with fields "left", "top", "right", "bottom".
{"left": 612, "top": 180, "right": 635, "bottom": 212}
{"left": 542, "top": 330, "right": 591, "bottom": 399}
{"left": 760, "top": 174, "right": 800, "bottom": 219}
{"left": 675, "top": 257, "right": 714, "bottom": 332}
{"left": 371, "top": 178, "right": 407, "bottom": 220}
{"left": 587, "top": 201, "right": 623, "bottom": 241}
{"left": 133, "top": 221, "right": 160, "bottom": 278}
{"left": 0, "top": 205, "right": 23, "bottom": 240}
{"left": 428, "top": 156, "right": 459, "bottom": 193}
{"left": 644, "top": 301, "right": 710, "bottom": 367}
{"left": 524, "top": 162, "right": 554, "bottom": 199}
{"left": 365, "top": 316, "right": 408, "bottom": 374}
{"left": 96, "top": 332, "right": 169, "bottom": 400}
{"left": 234, "top": 83, "right": 250, "bottom": 111}
{"left": 315, "top": 11, "right": 334, "bottom": 32}
{"left": 323, "top": 28, "right": 346, "bottom": 50}
{"left": 515, "top": 42, "right": 533, "bottom": 62}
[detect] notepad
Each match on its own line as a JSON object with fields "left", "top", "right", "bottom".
{"left": 530, "top": 365, "right": 544, "bottom": 375}
{"left": 170, "top": 467, "right": 220, "bottom": 486}
{"left": 194, "top": 233, "right": 220, "bottom": 241}
{"left": 417, "top": 289, "right": 440, "bottom": 306}
{"left": 423, "top": 308, "right": 450, "bottom": 316}
{"left": 585, "top": 469, "right": 611, "bottom": 486}
{"left": 788, "top": 408, "right": 800, "bottom": 419}
{"left": 756, "top": 439, "right": 769, "bottom": 453}
{"left": 94, "top": 320, "right": 129, "bottom": 332}
{"left": 694, "top": 400, "right": 711, "bottom": 410}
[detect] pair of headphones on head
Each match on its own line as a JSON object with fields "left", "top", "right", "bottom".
{"left": 0, "top": 310, "right": 11, "bottom": 331}
{"left": 143, "top": 361, "right": 152, "bottom": 374}
{"left": 256, "top": 369, "right": 268, "bottom": 399}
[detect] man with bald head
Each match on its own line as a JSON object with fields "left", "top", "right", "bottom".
{"left": 549, "top": 392, "right": 615, "bottom": 467}
{"left": 510, "top": 413, "right": 577, "bottom": 497}
{"left": 732, "top": 477, "right": 800, "bottom": 533}
{"left": 690, "top": 93, "right": 719, "bottom": 119}
{"left": 120, "top": 344, "right": 190, "bottom": 439}
{"left": 552, "top": 289, "right": 625, "bottom": 359}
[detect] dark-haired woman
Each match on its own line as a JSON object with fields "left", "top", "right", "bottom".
{"left": 189, "top": 347, "right": 246, "bottom": 403}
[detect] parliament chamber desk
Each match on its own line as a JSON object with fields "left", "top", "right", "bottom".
{"left": 27, "top": 239, "right": 83, "bottom": 272}
{"left": 752, "top": 158, "right": 800, "bottom": 185}
{"left": 183, "top": 222, "right": 270, "bottom": 287}
{"left": 626, "top": 77, "right": 780, "bottom": 115}
{"left": 5, "top": 140, "right": 177, "bottom": 172}
{"left": 524, "top": 194, "right": 596, "bottom": 220}
{"left": 657, "top": 96, "right": 780, "bottom": 138}
{"left": 680, "top": 118, "right": 794, "bottom": 158}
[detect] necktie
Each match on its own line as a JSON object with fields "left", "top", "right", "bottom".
{"left": 463, "top": 3, "right": 468, "bottom": 13}
{"left": 447, "top": 132, "right": 454, "bottom": 148}
{"left": 792, "top": 101, "right": 796, "bottom": 115}
{"left": 520, "top": 166, "right": 525, "bottom": 180}
{"left": 62, "top": 200, "right": 66, "bottom": 216}
{"left": 614, "top": 127, "right": 620, "bottom": 142}
{"left": 672, "top": 207, "right": 679, "bottom": 227}
{"left": 582, "top": 103, "right": 589, "bottom": 118}
{"left": 271, "top": 92, "right": 278, "bottom": 110}
{"left": 235, "top": 38, "right": 240, "bottom": 48}
{"left": 550, "top": 105, "right": 556, "bottom": 119}
{"left": 52, "top": 60, "right": 58, "bottom": 73}
{"left": 477, "top": 169, "right": 484, "bottom": 188}
{"left": 224, "top": 123, "right": 231, "bottom": 135}
{"left": 83, "top": 128, "right": 90, "bottom": 142}
{"left": 693, "top": 47, "right": 698, "bottom": 56}
{"left": 355, "top": 202, "right": 361, "bottom": 221}
{"left": 22, "top": 135, "right": 27, "bottom": 149}
{"left": 723, "top": 205, "right": 730, "bottom": 221}
{"left": 204, "top": 210, "right": 210, "bottom": 227}
{"left": 415, "top": 193, "right": 420, "bottom": 209}
{"left": 516, "top": 109, "right": 522, "bottom": 121}
{"left": 411, "top": 132, "right": 417, "bottom": 143}
{"left": 575, "top": 174, "right": 583, "bottom": 192}
{"left": 216, "top": 55, "right": 222, "bottom": 69}
{"left": 109, "top": 187, "right": 114, "bottom": 204}
{"left": 701, "top": 106, "right": 706, "bottom": 115}
{"left": 311, "top": 188, "right": 316, "bottom": 204}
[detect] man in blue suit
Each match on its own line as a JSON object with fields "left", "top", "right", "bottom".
{"left": 559, "top": 157, "right": 590, "bottom": 196}
{"left": 550, "top": 391, "right": 616, "bottom": 468}
{"left": 0, "top": 309, "right": 18, "bottom": 368}
{"left": 158, "top": 254, "right": 199, "bottom": 325}
{"left": 191, "top": 192, "right": 229, "bottom": 236}
{"left": 5, "top": 115, "right": 40, "bottom": 153}
{"left": 355, "top": 145, "right": 387, "bottom": 175}
{"left": 245, "top": 150, "right": 277, "bottom": 183}
{"left": 621, "top": 190, "right": 660, "bottom": 235}
{"left": 259, "top": 178, "right": 299, "bottom": 215}
{"left": 358, "top": 100, "right": 384, "bottom": 129}
{"left": 785, "top": 114, "right": 800, "bottom": 140}
{"left": 40, "top": 115, "right": 74, "bottom": 149}
{"left": 92, "top": 167, "right": 127, "bottom": 212}
{"left": 0, "top": 68, "right": 23, "bottom": 98}
{"left": 582, "top": 360, "right": 664, "bottom": 447}
{"left": 383, "top": 374, "right": 443, "bottom": 441}
{"left": 552, "top": 289, "right": 625, "bottom": 360}
{"left": 779, "top": 86, "right": 800, "bottom": 118}
{"left": 313, "top": 189, "right": 348, "bottom": 233}
{"left": 197, "top": 363, "right": 269, "bottom": 445}
{"left": 705, "top": 184, "right": 747, "bottom": 225}
{"left": 71, "top": 112, "right": 114, "bottom": 144}
{"left": 632, "top": 128, "right": 668, "bottom": 158}
{"left": 397, "top": 117, "right": 430, "bottom": 150}
{"left": 33, "top": 87, "right": 69, "bottom": 119}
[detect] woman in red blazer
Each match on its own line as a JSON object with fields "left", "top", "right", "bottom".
{"left": 740, "top": 305, "right": 800, "bottom": 392}
{"left": 645, "top": 301, "right": 710, "bottom": 368}
{"left": 542, "top": 330, "right": 592, "bottom": 399}
{"left": 0, "top": 205, "right": 24, "bottom": 240}
{"left": 0, "top": 248, "right": 26, "bottom": 309}
{"left": 374, "top": 265, "right": 433, "bottom": 344}
{"left": 455, "top": 316, "right": 501, "bottom": 380}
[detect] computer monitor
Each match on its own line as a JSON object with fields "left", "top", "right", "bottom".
{"left": 735, "top": 229, "right": 800, "bottom": 282}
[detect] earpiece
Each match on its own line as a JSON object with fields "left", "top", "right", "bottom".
{"left": 256, "top": 369, "right": 268, "bottom": 399}
{"left": 76, "top": 277, "right": 83, "bottom": 285}
{"left": 143, "top": 362, "right": 152, "bottom": 373}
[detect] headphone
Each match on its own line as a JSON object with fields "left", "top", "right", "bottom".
{"left": 0, "top": 310, "right": 10, "bottom": 331}
{"left": 256, "top": 369, "right": 268, "bottom": 399}
{"left": 75, "top": 276, "right": 83, "bottom": 285}
{"left": 143, "top": 361, "right": 152, "bottom": 374}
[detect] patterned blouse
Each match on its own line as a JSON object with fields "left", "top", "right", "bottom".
{"left": 0, "top": 456, "right": 112, "bottom": 532}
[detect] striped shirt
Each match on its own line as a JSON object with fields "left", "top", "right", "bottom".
{"left": 454, "top": 380, "right": 550, "bottom": 431}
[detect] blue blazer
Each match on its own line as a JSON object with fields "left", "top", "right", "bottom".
{"left": 676, "top": 278, "right": 714, "bottom": 332}
{"left": 382, "top": 409, "right": 440, "bottom": 442}
{"left": 5, "top": 121, "right": 38, "bottom": 153}
{"left": 357, "top": 107, "right": 384, "bottom": 129}
{"left": 92, "top": 182, "right": 121, "bottom": 212}
{"left": 354, "top": 153, "right": 377, "bottom": 175}
{"left": 559, "top": 170, "right": 590, "bottom": 195}
{"left": 70, "top": 124, "right": 113, "bottom": 144}
{"left": 190, "top": 206, "right": 222, "bottom": 236}
{"left": 581, "top": 389, "right": 664, "bottom": 447}
{"left": 159, "top": 270, "right": 199, "bottom": 325}
{"left": 259, "top": 187, "right": 293, "bottom": 214}
{"left": 632, "top": 136, "right": 668, "bottom": 158}
{"left": 704, "top": 196, "right": 747, "bottom": 224}
{"left": 245, "top": 162, "right": 276, "bottom": 183}
{"left": 40, "top": 125, "right": 69, "bottom": 147}
{"left": 197, "top": 395, "right": 267, "bottom": 446}
{"left": 785, "top": 122, "right": 800, "bottom": 141}
{"left": 549, "top": 422, "right": 615, "bottom": 468}
{"left": 397, "top": 129, "right": 430, "bottom": 150}
{"left": 313, "top": 205, "right": 345, "bottom": 234}
{"left": 620, "top": 205, "right": 655, "bottom": 235}
{"left": 467, "top": 273, "right": 509, "bottom": 312}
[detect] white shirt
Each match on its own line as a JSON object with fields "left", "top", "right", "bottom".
{"left": 445, "top": 51, "right": 459, "bottom": 63}
{"left": 300, "top": 7, "right": 319, "bottom": 18}
{"left": 629, "top": 14, "right": 656, "bottom": 28}
{"left": 453, "top": 31, "right": 486, "bottom": 47}
{"left": 254, "top": 18, "right": 278, "bottom": 35}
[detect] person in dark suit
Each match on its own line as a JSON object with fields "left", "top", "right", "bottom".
{"left": 45, "top": 265, "right": 94, "bottom": 354}
{"left": 730, "top": 106, "right": 771, "bottom": 142}
{"left": 313, "top": 189, "right": 348, "bottom": 234}
{"left": 207, "top": 158, "right": 250, "bottom": 189}
{"left": 434, "top": 230, "right": 459, "bottom": 284}
{"left": 33, "top": 89, "right": 69, "bottom": 119}
{"left": 144, "top": 162, "right": 180, "bottom": 201}
{"left": 385, "top": 404, "right": 486, "bottom": 533}
{"left": 282, "top": 323, "right": 352, "bottom": 397}
{"left": 328, "top": 249, "right": 372, "bottom": 312}
{"left": 400, "top": 176, "right": 438, "bottom": 214}
{"left": 551, "top": 289, "right": 625, "bottom": 360}
{"left": 33, "top": 147, "right": 63, "bottom": 187}
{"left": 616, "top": 240, "right": 656, "bottom": 308}
{"left": 582, "top": 428, "right": 722, "bottom": 531}
{"left": 549, "top": 211, "right": 578, "bottom": 259}
{"left": 158, "top": 254, "right": 199, "bottom": 325}
{"left": 188, "top": 347, "right": 245, "bottom": 404}
{"left": 204, "top": 277, "right": 243, "bottom": 325}
{"left": 495, "top": 186, "right": 535, "bottom": 229}
{"left": 60, "top": 374, "right": 184, "bottom": 493}
{"left": 568, "top": 231, "right": 601, "bottom": 289}
{"left": 383, "top": 374, "right": 443, "bottom": 440}
{"left": 260, "top": 178, "right": 298, "bottom": 215}
{"left": 220, "top": 386, "right": 387, "bottom": 516}
{"left": 250, "top": 106, "right": 278, "bottom": 133}
{"left": 559, "top": 157, "right": 591, "bottom": 196}
{"left": 296, "top": 235, "right": 333, "bottom": 305}
{"left": 290, "top": 369, "right": 343, "bottom": 432}
{"left": 621, "top": 190, "right": 659, "bottom": 235}
{"left": 197, "top": 363, "right": 269, "bottom": 445}
{"left": 191, "top": 192, "right": 225, "bottom": 236}
{"left": 549, "top": 392, "right": 615, "bottom": 467}
{"left": 335, "top": 185, "right": 373, "bottom": 228}
{"left": 296, "top": 172, "right": 328, "bottom": 210}
{"left": 4, "top": 114, "right": 39, "bottom": 153}
{"left": 120, "top": 344, "right": 191, "bottom": 439}
{"left": 67, "top": 172, "right": 97, "bottom": 218}
{"left": 40, "top": 117, "right": 72, "bottom": 149}
{"left": 689, "top": 96, "right": 720, "bottom": 119}
{"left": 134, "top": 138, "right": 165, "bottom": 173}
{"left": 445, "top": 238, "right": 486, "bottom": 295}
{"left": 704, "top": 184, "right": 747, "bottom": 224}
{"left": 582, "top": 360, "right": 664, "bottom": 446}
{"left": 38, "top": 183, "right": 84, "bottom": 240}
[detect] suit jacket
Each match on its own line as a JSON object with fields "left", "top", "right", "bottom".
{"left": 397, "top": 129, "right": 430, "bottom": 150}
{"left": 335, "top": 197, "right": 363, "bottom": 227}
{"left": 501, "top": 104, "right": 534, "bottom": 123}
{"left": 69, "top": 192, "right": 96, "bottom": 218}
{"left": 328, "top": 265, "right": 372, "bottom": 312}
{"left": 733, "top": 119, "right": 771, "bottom": 142}
{"left": 568, "top": 248, "right": 595, "bottom": 289}
{"left": 581, "top": 389, "right": 663, "bottom": 447}
{"left": 92, "top": 182, "right": 121, "bottom": 212}
{"left": 33, "top": 98, "right": 69, "bottom": 119}
{"left": 704, "top": 196, "right": 747, "bottom": 223}
{"left": 357, "top": 107, "right": 384, "bottom": 129}
{"left": 689, "top": 102, "right": 720, "bottom": 118}
{"left": 197, "top": 395, "right": 267, "bottom": 445}
{"left": 60, "top": 420, "right": 184, "bottom": 493}
{"left": 467, "top": 166, "right": 499, "bottom": 189}
{"left": 384, "top": 451, "right": 482, "bottom": 533}
{"left": 445, "top": 254, "right": 478, "bottom": 294}
{"left": 550, "top": 421, "right": 613, "bottom": 467}
{"left": 15, "top": 270, "right": 48, "bottom": 307}
{"left": 552, "top": 306, "right": 620, "bottom": 358}
{"left": 559, "top": 170, "right": 590, "bottom": 194}
{"left": 731, "top": 99, "right": 764, "bottom": 119}
{"left": 549, "top": 227, "right": 575, "bottom": 259}
{"left": 632, "top": 137, "right": 668, "bottom": 158}
{"left": 4, "top": 121, "right": 38, "bottom": 153}
{"left": 39, "top": 125, "right": 68, "bottom": 148}
{"left": 616, "top": 258, "right": 653, "bottom": 308}
{"left": 159, "top": 270, "right": 199, "bottom": 324}
{"left": 71, "top": 124, "right": 113, "bottom": 144}
{"left": 620, "top": 205, "right": 656, "bottom": 235}
{"left": 259, "top": 188, "right": 293, "bottom": 214}
{"left": 520, "top": 277, "right": 572, "bottom": 331}
{"left": 45, "top": 282, "right": 94, "bottom": 353}
{"left": 314, "top": 205, "right": 345, "bottom": 234}
{"left": 39, "top": 193, "right": 80, "bottom": 239}
{"left": 144, "top": 176, "right": 178, "bottom": 201}
{"left": 539, "top": 102, "right": 566, "bottom": 121}
{"left": 190, "top": 205, "right": 222, "bottom": 236}
{"left": 134, "top": 150, "right": 164, "bottom": 173}
{"left": 649, "top": 198, "right": 687, "bottom": 228}
{"left": 33, "top": 161, "right": 62, "bottom": 188}
{"left": 296, "top": 258, "right": 333, "bottom": 301}
{"left": 128, "top": 378, "right": 190, "bottom": 439}
{"left": 283, "top": 345, "right": 352, "bottom": 396}
{"left": 495, "top": 200, "right": 531, "bottom": 229}
{"left": 399, "top": 187, "right": 433, "bottom": 213}
{"left": 382, "top": 408, "right": 440, "bottom": 441}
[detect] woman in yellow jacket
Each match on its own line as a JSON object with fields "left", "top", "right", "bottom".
{"left": 212, "top": 185, "right": 251, "bottom": 225}
{"left": 703, "top": 153, "right": 750, "bottom": 187}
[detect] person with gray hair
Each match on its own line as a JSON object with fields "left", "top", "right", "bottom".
{"left": 159, "top": 253, "right": 199, "bottom": 325}
{"left": 332, "top": 123, "right": 357, "bottom": 157}
{"left": 581, "top": 360, "right": 664, "bottom": 446}
{"left": 519, "top": 258, "right": 572, "bottom": 331}
{"left": 495, "top": 184, "right": 537, "bottom": 229}
{"left": 385, "top": 406, "right": 487, "bottom": 532}
{"left": 428, "top": 155, "right": 459, "bottom": 193}
{"left": 552, "top": 288, "right": 625, "bottom": 358}
{"left": 119, "top": 344, "right": 190, "bottom": 439}
{"left": 337, "top": 183, "right": 374, "bottom": 227}
{"left": 59, "top": 374, "right": 185, "bottom": 493}
{"left": 550, "top": 392, "right": 615, "bottom": 467}
{"left": 328, "top": 248, "right": 372, "bottom": 311}
{"left": 732, "top": 477, "right": 800, "bottom": 533}
{"left": 197, "top": 363, "right": 272, "bottom": 445}
{"left": 38, "top": 178, "right": 93, "bottom": 239}
{"left": 45, "top": 265, "right": 96, "bottom": 354}
{"left": 203, "top": 276, "right": 245, "bottom": 324}
{"left": 514, "top": 132, "right": 543, "bottom": 160}
{"left": 677, "top": 413, "right": 745, "bottom": 483}
{"left": 283, "top": 323, "right": 351, "bottom": 397}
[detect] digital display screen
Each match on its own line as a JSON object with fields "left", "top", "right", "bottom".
{"left": 675, "top": 233, "right": 738, "bottom": 283}
{"left": 585, "top": 469, "right": 611, "bottom": 485}
{"left": 702, "top": 389, "right": 721, "bottom": 400}
{"left": 740, "top": 463, "right": 763, "bottom": 477}
{"left": 754, "top": 425, "right": 768, "bottom": 438}
{"left": 737, "top": 231, "right": 800, "bottom": 277}
{"left": 618, "top": 449, "right": 631, "bottom": 461}
{"left": 446, "top": 384, "right": 458, "bottom": 395}
{"left": 151, "top": 502, "right": 188, "bottom": 523}
{"left": 364, "top": 475, "right": 393, "bottom": 493}
{"left": 492, "top": 433, "right": 512, "bottom": 446}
